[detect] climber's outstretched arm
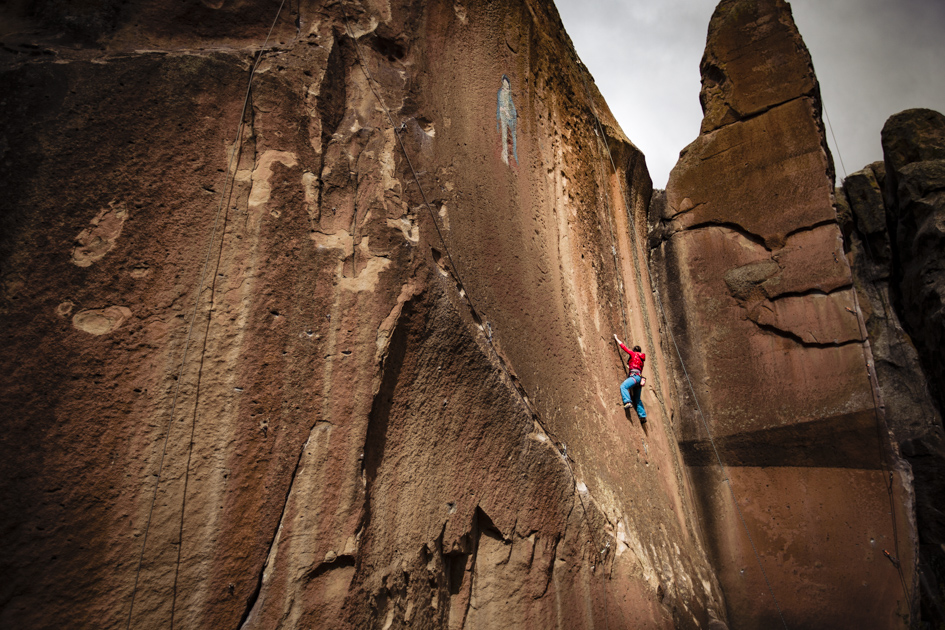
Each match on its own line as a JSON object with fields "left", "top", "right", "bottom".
{"left": 613, "top": 333, "right": 632, "bottom": 355}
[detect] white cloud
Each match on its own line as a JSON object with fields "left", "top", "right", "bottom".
{"left": 555, "top": 0, "right": 945, "bottom": 187}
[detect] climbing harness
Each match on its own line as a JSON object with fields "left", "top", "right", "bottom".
{"left": 124, "top": 1, "right": 288, "bottom": 628}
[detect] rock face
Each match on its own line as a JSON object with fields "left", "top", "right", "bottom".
{"left": 882, "top": 110, "right": 945, "bottom": 416}
{"left": 838, "top": 110, "right": 945, "bottom": 627}
{"left": 0, "top": 0, "right": 725, "bottom": 628}
{"left": 653, "top": 0, "right": 916, "bottom": 628}
{"left": 1, "top": 0, "right": 932, "bottom": 627}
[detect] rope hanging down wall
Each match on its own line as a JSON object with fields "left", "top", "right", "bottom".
{"left": 340, "top": 4, "right": 619, "bottom": 626}
{"left": 826, "top": 105, "right": 918, "bottom": 619}
{"left": 572, "top": 64, "right": 792, "bottom": 630}
{"left": 582, "top": 65, "right": 919, "bottom": 628}
{"left": 125, "top": 1, "right": 288, "bottom": 627}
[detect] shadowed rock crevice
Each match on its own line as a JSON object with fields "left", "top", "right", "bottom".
{"left": 669, "top": 220, "right": 770, "bottom": 249}
{"left": 749, "top": 320, "right": 862, "bottom": 348}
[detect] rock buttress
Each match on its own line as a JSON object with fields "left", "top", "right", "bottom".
{"left": 653, "top": 0, "right": 917, "bottom": 628}
{"left": 837, "top": 110, "right": 945, "bottom": 627}
{"left": 0, "top": 0, "right": 724, "bottom": 628}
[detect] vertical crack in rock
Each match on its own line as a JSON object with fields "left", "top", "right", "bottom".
{"left": 237, "top": 431, "right": 312, "bottom": 630}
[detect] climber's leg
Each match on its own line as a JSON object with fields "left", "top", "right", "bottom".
{"left": 620, "top": 375, "right": 639, "bottom": 406}
{"left": 631, "top": 383, "right": 646, "bottom": 420}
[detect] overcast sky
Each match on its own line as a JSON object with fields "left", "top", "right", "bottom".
{"left": 555, "top": 0, "right": 945, "bottom": 188}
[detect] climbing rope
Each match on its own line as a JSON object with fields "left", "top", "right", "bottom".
{"left": 822, "top": 100, "right": 847, "bottom": 180}
{"left": 656, "top": 290, "right": 790, "bottom": 630}
{"left": 575, "top": 70, "right": 632, "bottom": 348}
{"left": 824, "top": 95, "right": 917, "bottom": 619}
{"left": 340, "top": 5, "right": 615, "bottom": 626}
{"left": 846, "top": 243, "right": 918, "bottom": 622}
{"left": 575, "top": 69, "right": 790, "bottom": 630}
{"left": 124, "top": 1, "right": 288, "bottom": 627}
{"left": 576, "top": 67, "right": 701, "bottom": 582}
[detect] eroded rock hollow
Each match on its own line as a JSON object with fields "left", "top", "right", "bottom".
{"left": 0, "top": 0, "right": 932, "bottom": 628}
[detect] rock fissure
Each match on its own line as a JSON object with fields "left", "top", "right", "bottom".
{"left": 670, "top": 219, "right": 770, "bottom": 250}
{"left": 236, "top": 430, "right": 313, "bottom": 630}
{"left": 699, "top": 90, "right": 820, "bottom": 135}
{"left": 782, "top": 217, "right": 840, "bottom": 242}
{"left": 750, "top": 319, "right": 863, "bottom": 348}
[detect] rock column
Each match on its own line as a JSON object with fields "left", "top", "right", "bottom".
{"left": 653, "top": 0, "right": 917, "bottom": 627}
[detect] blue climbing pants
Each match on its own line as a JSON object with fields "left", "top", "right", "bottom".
{"left": 620, "top": 374, "right": 646, "bottom": 419}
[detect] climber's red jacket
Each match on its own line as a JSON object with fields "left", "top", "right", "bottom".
{"left": 619, "top": 342, "right": 645, "bottom": 373}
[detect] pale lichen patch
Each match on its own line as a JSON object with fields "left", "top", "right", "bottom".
{"left": 71, "top": 201, "right": 128, "bottom": 267}
{"left": 56, "top": 301, "right": 75, "bottom": 318}
{"left": 249, "top": 150, "right": 299, "bottom": 209}
{"left": 72, "top": 306, "right": 132, "bottom": 335}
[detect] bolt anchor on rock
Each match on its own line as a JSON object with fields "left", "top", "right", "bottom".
{"left": 882, "top": 549, "right": 900, "bottom": 568}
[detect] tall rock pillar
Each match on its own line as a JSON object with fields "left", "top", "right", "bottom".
{"left": 652, "top": 0, "right": 917, "bottom": 627}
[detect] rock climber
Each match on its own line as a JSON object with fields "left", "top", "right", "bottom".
{"left": 614, "top": 333, "right": 646, "bottom": 423}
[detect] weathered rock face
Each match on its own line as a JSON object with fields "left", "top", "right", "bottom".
{"left": 882, "top": 110, "right": 945, "bottom": 416}
{"left": 838, "top": 110, "right": 945, "bottom": 627}
{"left": 653, "top": 0, "right": 916, "bottom": 628}
{"left": 0, "top": 0, "right": 725, "bottom": 628}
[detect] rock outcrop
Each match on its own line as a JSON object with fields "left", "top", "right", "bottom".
{"left": 653, "top": 0, "right": 916, "bottom": 628}
{"left": 838, "top": 110, "right": 945, "bottom": 627}
{"left": 0, "top": 0, "right": 723, "bottom": 628}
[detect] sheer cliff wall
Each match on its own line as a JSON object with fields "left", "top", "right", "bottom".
{"left": 838, "top": 110, "right": 945, "bottom": 628}
{"left": 0, "top": 0, "right": 724, "bottom": 628}
{"left": 651, "top": 1, "right": 916, "bottom": 628}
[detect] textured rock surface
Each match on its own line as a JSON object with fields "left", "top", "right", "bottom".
{"left": 654, "top": 0, "right": 916, "bottom": 628}
{"left": 882, "top": 110, "right": 945, "bottom": 416}
{"left": 0, "top": 0, "right": 724, "bottom": 628}
{"left": 843, "top": 108, "right": 945, "bottom": 627}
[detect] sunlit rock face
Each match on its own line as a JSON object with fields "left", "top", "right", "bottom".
{"left": 653, "top": 0, "right": 916, "bottom": 628}
{"left": 0, "top": 0, "right": 726, "bottom": 628}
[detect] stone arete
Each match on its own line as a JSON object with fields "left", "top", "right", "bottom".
{"left": 653, "top": 0, "right": 917, "bottom": 628}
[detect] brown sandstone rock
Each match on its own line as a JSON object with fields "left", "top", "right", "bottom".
{"left": 698, "top": 0, "right": 817, "bottom": 134}
{"left": 655, "top": 0, "right": 916, "bottom": 628}
{"left": 0, "top": 1, "right": 724, "bottom": 628}
{"left": 874, "top": 107, "right": 945, "bottom": 626}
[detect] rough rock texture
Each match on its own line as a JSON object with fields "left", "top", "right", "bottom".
{"left": 882, "top": 110, "right": 945, "bottom": 417}
{"left": 653, "top": 0, "right": 917, "bottom": 628}
{"left": 838, "top": 109, "right": 945, "bottom": 626}
{"left": 0, "top": 0, "right": 725, "bottom": 628}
